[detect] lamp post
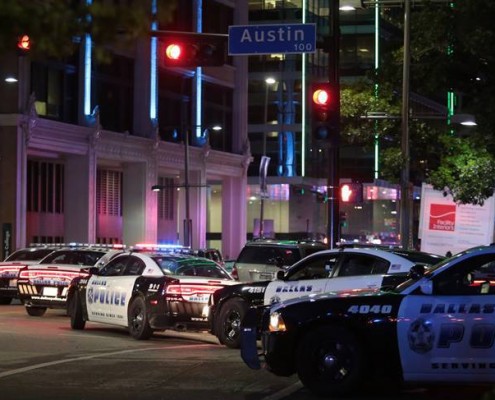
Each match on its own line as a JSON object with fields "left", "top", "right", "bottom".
{"left": 259, "top": 77, "right": 276, "bottom": 238}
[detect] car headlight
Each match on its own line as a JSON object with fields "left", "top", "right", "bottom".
{"left": 269, "top": 311, "right": 287, "bottom": 332}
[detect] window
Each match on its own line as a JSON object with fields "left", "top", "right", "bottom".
{"left": 27, "top": 160, "right": 64, "bottom": 213}
{"left": 287, "top": 255, "right": 337, "bottom": 281}
{"left": 100, "top": 257, "right": 128, "bottom": 276}
{"left": 97, "top": 170, "right": 122, "bottom": 216}
{"left": 124, "top": 257, "right": 145, "bottom": 275}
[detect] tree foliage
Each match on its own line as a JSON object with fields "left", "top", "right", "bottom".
{"left": 0, "top": 0, "right": 177, "bottom": 62}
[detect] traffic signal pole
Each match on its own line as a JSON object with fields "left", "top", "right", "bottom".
{"left": 327, "top": 0, "right": 341, "bottom": 249}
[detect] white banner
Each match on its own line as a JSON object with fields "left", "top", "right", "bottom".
{"left": 419, "top": 183, "right": 495, "bottom": 256}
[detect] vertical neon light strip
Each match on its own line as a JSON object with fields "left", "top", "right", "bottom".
{"left": 150, "top": 0, "right": 158, "bottom": 121}
{"left": 84, "top": 0, "right": 93, "bottom": 116}
{"left": 374, "top": 4, "right": 380, "bottom": 179}
{"left": 195, "top": 0, "right": 202, "bottom": 139}
{"left": 301, "top": 0, "right": 307, "bottom": 177}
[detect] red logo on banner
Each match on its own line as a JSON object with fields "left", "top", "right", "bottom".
{"left": 429, "top": 204, "right": 456, "bottom": 231}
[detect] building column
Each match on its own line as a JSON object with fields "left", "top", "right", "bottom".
{"left": 64, "top": 152, "right": 97, "bottom": 243}
{"left": 222, "top": 175, "right": 248, "bottom": 260}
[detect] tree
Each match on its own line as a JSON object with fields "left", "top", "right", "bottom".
{"left": 0, "top": 0, "right": 177, "bottom": 62}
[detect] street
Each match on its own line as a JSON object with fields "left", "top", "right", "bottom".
{"left": 0, "top": 302, "right": 492, "bottom": 400}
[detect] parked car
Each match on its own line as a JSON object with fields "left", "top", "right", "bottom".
{"left": 0, "top": 245, "right": 57, "bottom": 304}
{"left": 67, "top": 249, "right": 237, "bottom": 340}
{"left": 231, "top": 239, "right": 328, "bottom": 281}
{"left": 210, "top": 246, "right": 444, "bottom": 348}
{"left": 17, "top": 244, "right": 125, "bottom": 316}
{"left": 240, "top": 245, "right": 495, "bottom": 397}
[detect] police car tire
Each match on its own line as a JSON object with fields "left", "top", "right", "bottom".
{"left": 128, "top": 296, "right": 153, "bottom": 340}
{"left": 216, "top": 298, "right": 248, "bottom": 349}
{"left": 296, "top": 326, "right": 364, "bottom": 397}
{"left": 69, "top": 291, "right": 86, "bottom": 330}
{"left": 25, "top": 306, "right": 47, "bottom": 317}
{"left": 0, "top": 297, "right": 12, "bottom": 305}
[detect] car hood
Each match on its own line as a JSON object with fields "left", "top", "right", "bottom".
{"left": 270, "top": 287, "right": 389, "bottom": 312}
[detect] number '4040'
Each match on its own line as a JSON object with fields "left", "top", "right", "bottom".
{"left": 347, "top": 304, "right": 392, "bottom": 314}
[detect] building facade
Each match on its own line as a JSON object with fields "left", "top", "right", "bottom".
{"left": 0, "top": 0, "right": 249, "bottom": 260}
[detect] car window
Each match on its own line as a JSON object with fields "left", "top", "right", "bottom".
{"left": 238, "top": 247, "right": 293, "bottom": 264}
{"left": 434, "top": 254, "right": 495, "bottom": 295}
{"left": 40, "top": 251, "right": 71, "bottom": 264}
{"left": 338, "top": 254, "right": 388, "bottom": 277}
{"left": 5, "top": 249, "right": 54, "bottom": 262}
{"left": 287, "top": 255, "right": 337, "bottom": 281}
{"left": 123, "top": 257, "right": 145, "bottom": 275}
{"left": 99, "top": 256, "right": 128, "bottom": 276}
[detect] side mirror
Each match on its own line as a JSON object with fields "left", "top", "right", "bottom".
{"left": 276, "top": 270, "right": 285, "bottom": 280}
{"left": 408, "top": 264, "right": 426, "bottom": 280}
{"left": 88, "top": 266, "right": 99, "bottom": 275}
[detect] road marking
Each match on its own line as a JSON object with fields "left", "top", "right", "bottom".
{"left": 0, "top": 343, "right": 215, "bottom": 379}
{"left": 261, "top": 381, "right": 304, "bottom": 400}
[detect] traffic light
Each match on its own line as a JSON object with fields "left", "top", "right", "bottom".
{"left": 159, "top": 32, "right": 226, "bottom": 67}
{"left": 340, "top": 182, "right": 363, "bottom": 203}
{"left": 17, "top": 34, "right": 31, "bottom": 53}
{"left": 310, "top": 82, "right": 339, "bottom": 142}
{"left": 339, "top": 211, "right": 348, "bottom": 228}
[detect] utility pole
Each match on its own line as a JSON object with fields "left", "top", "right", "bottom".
{"left": 327, "top": 0, "right": 341, "bottom": 249}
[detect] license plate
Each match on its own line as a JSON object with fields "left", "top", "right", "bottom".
{"left": 42, "top": 287, "right": 58, "bottom": 297}
{"left": 9, "top": 279, "right": 17, "bottom": 287}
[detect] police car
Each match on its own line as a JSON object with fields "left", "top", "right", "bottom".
{"left": 17, "top": 244, "right": 125, "bottom": 316}
{"left": 241, "top": 245, "right": 495, "bottom": 397}
{"left": 67, "top": 248, "right": 237, "bottom": 340}
{"left": 0, "top": 245, "right": 57, "bottom": 305}
{"left": 210, "top": 246, "right": 443, "bottom": 348}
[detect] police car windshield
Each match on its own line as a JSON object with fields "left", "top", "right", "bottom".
{"left": 152, "top": 256, "right": 233, "bottom": 280}
{"left": 5, "top": 248, "right": 54, "bottom": 262}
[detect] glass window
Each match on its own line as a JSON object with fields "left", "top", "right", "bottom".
{"left": 287, "top": 255, "right": 337, "bottom": 281}
{"left": 123, "top": 257, "right": 145, "bottom": 275}
{"left": 100, "top": 257, "right": 128, "bottom": 276}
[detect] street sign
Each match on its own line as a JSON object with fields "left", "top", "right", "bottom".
{"left": 228, "top": 23, "right": 316, "bottom": 55}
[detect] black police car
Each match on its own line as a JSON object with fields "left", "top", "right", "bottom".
{"left": 241, "top": 245, "right": 495, "bottom": 397}
{"left": 67, "top": 249, "right": 236, "bottom": 340}
{"left": 210, "top": 246, "right": 443, "bottom": 348}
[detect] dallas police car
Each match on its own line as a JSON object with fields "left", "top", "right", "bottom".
{"left": 17, "top": 244, "right": 124, "bottom": 316}
{"left": 241, "top": 245, "right": 495, "bottom": 397}
{"left": 210, "top": 246, "right": 443, "bottom": 348}
{"left": 67, "top": 245, "right": 237, "bottom": 340}
{"left": 0, "top": 244, "right": 57, "bottom": 305}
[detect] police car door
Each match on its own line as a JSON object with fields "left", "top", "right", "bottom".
{"left": 397, "top": 253, "right": 495, "bottom": 383}
{"left": 330, "top": 253, "right": 390, "bottom": 291}
{"left": 86, "top": 255, "right": 131, "bottom": 326}
{"left": 263, "top": 253, "right": 337, "bottom": 305}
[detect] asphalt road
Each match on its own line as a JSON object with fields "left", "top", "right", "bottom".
{"left": 0, "top": 302, "right": 493, "bottom": 400}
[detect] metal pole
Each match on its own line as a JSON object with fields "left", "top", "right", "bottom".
{"left": 400, "top": 0, "right": 411, "bottom": 249}
{"left": 259, "top": 83, "right": 268, "bottom": 238}
{"left": 328, "top": 0, "right": 340, "bottom": 249}
{"left": 184, "top": 126, "right": 192, "bottom": 247}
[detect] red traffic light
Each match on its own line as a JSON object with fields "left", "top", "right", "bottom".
{"left": 165, "top": 43, "right": 182, "bottom": 60}
{"left": 17, "top": 35, "right": 31, "bottom": 51}
{"left": 160, "top": 33, "right": 226, "bottom": 67}
{"left": 312, "top": 88, "right": 330, "bottom": 107}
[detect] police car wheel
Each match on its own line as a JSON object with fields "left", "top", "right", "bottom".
{"left": 296, "top": 326, "right": 364, "bottom": 397}
{"left": 0, "top": 297, "right": 12, "bottom": 305}
{"left": 217, "top": 298, "right": 248, "bottom": 348}
{"left": 25, "top": 306, "right": 47, "bottom": 317}
{"left": 128, "top": 296, "right": 153, "bottom": 340}
{"left": 69, "top": 291, "right": 86, "bottom": 330}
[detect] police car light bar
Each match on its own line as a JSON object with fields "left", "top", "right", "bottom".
{"left": 133, "top": 243, "right": 190, "bottom": 252}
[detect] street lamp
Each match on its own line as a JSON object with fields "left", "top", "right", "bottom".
{"left": 263, "top": 77, "right": 276, "bottom": 157}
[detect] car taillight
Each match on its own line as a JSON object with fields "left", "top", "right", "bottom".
{"left": 231, "top": 266, "right": 239, "bottom": 280}
{"left": 165, "top": 283, "right": 225, "bottom": 297}
{"left": 18, "top": 269, "right": 88, "bottom": 280}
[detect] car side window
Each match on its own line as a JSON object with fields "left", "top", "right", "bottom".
{"left": 99, "top": 257, "right": 128, "bottom": 276}
{"left": 339, "top": 254, "right": 376, "bottom": 276}
{"left": 287, "top": 256, "right": 336, "bottom": 281}
{"left": 434, "top": 254, "right": 495, "bottom": 295}
{"left": 123, "top": 257, "right": 145, "bottom": 276}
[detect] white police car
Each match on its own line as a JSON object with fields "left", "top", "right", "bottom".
{"left": 0, "top": 244, "right": 57, "bottom": 305}
{"left": 67, "top": 247, "right": 237, "bottom": 340}
{"left": 17, "top": 244, "right": 124, "bottom": 316}
{"left": 241, "top": 245, "right": 495, "bottom": 397}
{"left": 210, "top": 246, "right": 443, "bottom": 348}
